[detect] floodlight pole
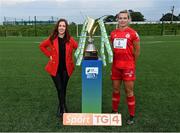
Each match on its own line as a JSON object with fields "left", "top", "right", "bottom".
{"left": 34, "top": 16, "right": 37, "bottom": 36}
{"left": 4, "top": 16, "right": 7, "bottom": 37}
{"left": 171, "top": 6, "right": 175, "bottom": 24}
{"left": 161, "top": 14, "right": 164, "bottom": 36}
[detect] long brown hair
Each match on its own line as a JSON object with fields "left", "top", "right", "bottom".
{"left": 49, "top": 18, "right": 70, "bottom": 44}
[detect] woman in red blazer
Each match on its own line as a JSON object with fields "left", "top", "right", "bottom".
{"left": 39, "top": 18, "right": 78, "bottom": 119}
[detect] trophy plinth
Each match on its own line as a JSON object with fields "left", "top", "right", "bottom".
{"left": 84, "top": 38, "right": 98, "bottom": 60}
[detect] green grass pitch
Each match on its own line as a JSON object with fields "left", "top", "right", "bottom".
{"left": 0, "top": 36, "right": 180, "bottom": 131}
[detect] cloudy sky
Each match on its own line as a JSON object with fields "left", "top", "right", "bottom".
{"left": 0, "top": 0, "right": 180, "bottom": 23}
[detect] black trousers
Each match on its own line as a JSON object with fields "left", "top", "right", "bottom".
{"left": 51, "top": 69, "right": 69, "bottom": 109}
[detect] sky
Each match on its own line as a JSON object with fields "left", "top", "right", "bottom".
{"left": 0, "top": 0, "right": 180, "bottom": 24}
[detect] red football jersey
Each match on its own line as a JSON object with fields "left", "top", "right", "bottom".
{"left": 110, "top": 27, "right": 140, "bottom": 69}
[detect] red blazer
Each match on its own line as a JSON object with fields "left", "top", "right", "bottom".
{"left": 39, "top": 36, "right": 78, "bottom": 76}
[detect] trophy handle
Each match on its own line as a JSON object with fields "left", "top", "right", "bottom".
{"left": 86, "top": 17, "right": 95, "bottom": 37}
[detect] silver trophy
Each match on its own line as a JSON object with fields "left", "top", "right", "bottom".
{"left": 84, "top": 17, "right": 98, "bottom": 60}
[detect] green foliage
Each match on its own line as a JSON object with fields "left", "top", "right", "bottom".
{"left": 160, "top": 13, "right": 180, "bottom": 21}
{"left": 129, "top": 10, "right": 145, "bottom": 21}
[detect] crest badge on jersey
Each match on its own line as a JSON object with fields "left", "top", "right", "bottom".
{"left": 125, "top": 33, "right": 130, "bottom": 38}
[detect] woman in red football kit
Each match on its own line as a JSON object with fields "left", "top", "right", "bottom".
{"left": 110, "top": 10, "right": 140, "bottom": 125}
{"left": 39, "top": 19, "right": 78, "bottom": 119}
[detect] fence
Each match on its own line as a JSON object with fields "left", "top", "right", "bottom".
{"left": 0, "top": 16, "right": 180, "bottom": 37}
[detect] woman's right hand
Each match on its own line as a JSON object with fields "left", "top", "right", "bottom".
{"left": 50, "top": 56, "right": 52, "bottom": 60}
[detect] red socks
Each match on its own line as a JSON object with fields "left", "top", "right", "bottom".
{"left": 127, "top": 96, "right": 136, "bottom": 116}
{"left": 112, "top": 92, "right": 120, "bottom": 112}
{"left": 112, "top": 92, "right": 136, "bottom": 116}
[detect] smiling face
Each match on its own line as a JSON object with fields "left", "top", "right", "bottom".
{"left": 118, "top": 12, "right": 130, "bottom": 29}
{"left": 58, "top": 21, "right": 66, "bottom": 36}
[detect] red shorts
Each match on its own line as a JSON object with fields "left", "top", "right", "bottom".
{"left": 111, "top": 66, "right": 136, "bottom": 81}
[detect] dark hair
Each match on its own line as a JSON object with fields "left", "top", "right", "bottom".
{"left": 49, "top": 18, "right": 70, "bottom": 44}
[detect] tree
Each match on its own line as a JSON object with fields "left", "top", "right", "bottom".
{"left": 129, "top": 10, "right": 145, "bottom": 21}
{"left": 70, "top": 22, "right": 76, "bottom": 25}
{"left": 103, "top": 15, "right": 117, "bottom": 22}
{"left": 160, "top": 13, "right": 179, "bottom": 21}
{"left": 103, "top": 10, "right": 145, "bottom": 22}
{"left": 178, "top": 14, "right": 180, "bottom": 20}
